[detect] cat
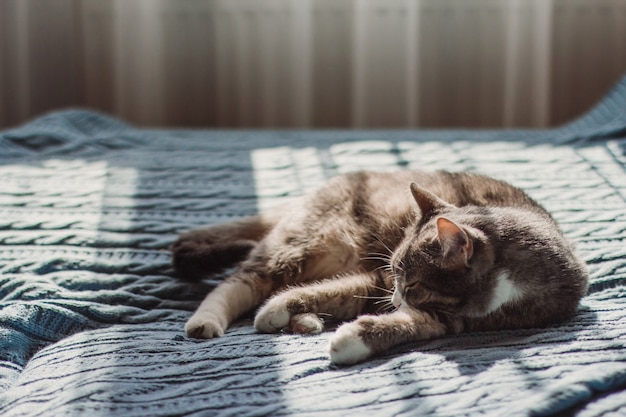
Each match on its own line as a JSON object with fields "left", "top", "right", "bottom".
{"left": 172, "top": 170, "right": 589, "bottom": 365}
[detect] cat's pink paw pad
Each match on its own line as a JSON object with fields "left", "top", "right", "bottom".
{"left": 185, "top": 316, "right": 225, "bottom": 339}
{"left": 289, "top": 313, "right": 323, "bottom": 334}
{"left": 329, "top": 323, "right": 372, "bottom": 365}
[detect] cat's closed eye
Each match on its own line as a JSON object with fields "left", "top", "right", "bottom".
{"left": 404, "top": 282, "right": 419, "bottom": 295}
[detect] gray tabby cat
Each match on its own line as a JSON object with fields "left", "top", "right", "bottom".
{"left": 172, "top": 170, "right": 589, "bottom": 365}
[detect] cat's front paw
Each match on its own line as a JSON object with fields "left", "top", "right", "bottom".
{"left": 255, "top": 298, "right": 324, "bottom": 334}
{"left": 254, "top": 301, "right": 291, "bottom": 333}
{"left": 185, "top": 314, "right": 226, "bottom": 339}
{"left": 290, "top": 313, "right": 324, "bottom": 335}
{"left": 329, "top": 321, "right": 373, "bottom": 365}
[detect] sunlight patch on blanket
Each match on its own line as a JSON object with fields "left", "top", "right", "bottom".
{"left": 0, "top": 158, "right": 137, "bottom": 395}
{"left": 250, "top": 146, "right": 326, "bottom": 212}
{"left": 330, "top": 141, "right": 402, "bottom": 173}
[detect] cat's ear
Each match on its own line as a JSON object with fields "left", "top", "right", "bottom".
{"left": 436, "top": 217, "right": 473, "bottom": 269}
{"left": 410, "top": 183, "right": 450, "bottom": 217}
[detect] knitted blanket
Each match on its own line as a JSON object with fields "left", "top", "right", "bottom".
{"left": 2, "top": 77, "right": 626, "bottom": 416}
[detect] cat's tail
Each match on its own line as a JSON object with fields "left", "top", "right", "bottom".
{"left": 171, "top": 214, "right": 273, "bottom": 280}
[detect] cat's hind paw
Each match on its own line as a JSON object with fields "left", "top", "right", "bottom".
{"left": 329, "top": 322, "right": 372, "bottom": 365}
{"left": 185, "top": 315, "right": 226, "bottom": 339}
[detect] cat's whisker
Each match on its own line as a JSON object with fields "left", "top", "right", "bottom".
{"left": 380, "top": 264, "right": 398, "bottom": 275}
{"left": 372, "top": 264, "right": 392, "bottom": 273}
{"left": 376, "top": 303, "right": 397, "bottom": 314}
{"left": 361, "top": 260, "right": 394, "bottom": 272}
{"left": 371, "top": 285, "right": 394, "bottom": 294}
{"left": 391, "top": 273, "right": 404, "bottom": 284}
{"left": 361, "top": 253, "right": 393, "bottom": 264}
{"left": 367, "top": 251, "right": 393, "bottom": 259}
{"left": 352, "top": 295, "right": 391, "bottom": 300}
{"left": 370, "top": 233, "right": 395, "bottom": 257}
{"left": 361, "top": 256, "right": 390, "bottom": 263}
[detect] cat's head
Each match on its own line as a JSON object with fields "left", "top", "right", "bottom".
{"left": 390, "top": 183, "right": 514, "bottom": 318}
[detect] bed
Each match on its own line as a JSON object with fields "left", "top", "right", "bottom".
{"left": 1, "top": 77, "right": 626, "bottom": 417}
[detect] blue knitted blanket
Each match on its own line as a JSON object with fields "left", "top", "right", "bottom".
{"left": 2, "top": 77, "right": 626, "bottom": 416}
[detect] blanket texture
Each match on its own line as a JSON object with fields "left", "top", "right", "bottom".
{"left": 2, "top": 77, "right": 626, "bottom": 416}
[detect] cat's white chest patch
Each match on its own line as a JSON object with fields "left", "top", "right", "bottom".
{"left": 485, "top": 270, "right": 524, "bottom": 314}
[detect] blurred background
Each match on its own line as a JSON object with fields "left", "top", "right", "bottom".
{"left": 1, "top": 0, "right": 625, "bottom": 129}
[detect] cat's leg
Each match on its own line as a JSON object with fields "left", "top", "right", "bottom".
{"left": 184, "top": 234, "right": 313, "bottom": 338}
{"left": 184, "top": 211, "right": 365, "bottom": 338}
{"left": 254, "top": 272, "right": 381, "bottom": 334}
{"left": 328, "top": 309, "right": 447, "bottom": 365}
{"left": 185, "top": 269, "right": 274, "bottom": 338}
